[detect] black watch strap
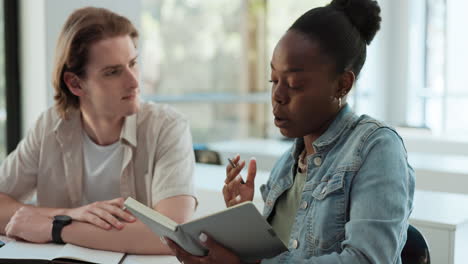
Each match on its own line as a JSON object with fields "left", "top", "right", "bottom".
{"left": 52, "top": 215, "right": 72, "bottom": 244}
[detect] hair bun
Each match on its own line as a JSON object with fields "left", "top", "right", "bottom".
{"left": 330, "top": 0, "right": 381, "bottom": 44}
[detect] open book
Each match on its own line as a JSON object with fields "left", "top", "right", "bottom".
{"left": 124, "top": 197, "right": 288, "bottom": 263}
{"left": 0, "top": 240, "right": 124, "bottom": 263}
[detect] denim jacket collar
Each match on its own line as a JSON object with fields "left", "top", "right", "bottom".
{"left": 290, "top": 104, "right": 356, "bottom": 160}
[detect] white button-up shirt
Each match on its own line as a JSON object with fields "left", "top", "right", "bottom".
{"left": 0, "top": 101, "right": 196, "bottom": 208}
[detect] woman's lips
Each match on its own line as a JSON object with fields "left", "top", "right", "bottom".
{"left": 274, "top": 116, "right": 290, "bottom": 127}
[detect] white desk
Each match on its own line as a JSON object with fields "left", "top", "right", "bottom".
{"left": 410, "top": 191, "right": 468, "bottom": 264}
{"left": 194, "top": 163, "right": 468, "bottom": 264}
{"left": 193, "top": 163, "right": 270, "bottom": 218}
{"left": 207, "top": 138, "right": 292, "bottom": 172}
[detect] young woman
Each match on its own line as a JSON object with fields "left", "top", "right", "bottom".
{"left": 167, "top": 0, "right": 415, "bottom": 263}
{"left": 0, "top": 7, "right": 196, "bottom": 254}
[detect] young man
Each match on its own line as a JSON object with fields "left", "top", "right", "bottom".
{"left": 0, "top": 7, "right": 196, "bottom": 254}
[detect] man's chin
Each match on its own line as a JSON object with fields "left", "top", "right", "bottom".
{"left": 124, "top": 102, "right": 140, "bottom": 116}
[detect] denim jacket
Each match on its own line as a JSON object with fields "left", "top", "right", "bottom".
{"left": 260, "top": 105, "right": 415, "bottom": 264}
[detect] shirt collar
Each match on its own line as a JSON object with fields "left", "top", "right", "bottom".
{"left": 120, "top": 113, "right": 137, "bottom": 147}
{"left": 54, "top": 109, "right": 138, "bottom": 148}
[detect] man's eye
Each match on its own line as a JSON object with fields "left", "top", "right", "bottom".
{"left": 105, "top": 69, "right": 118, "bottom": 76}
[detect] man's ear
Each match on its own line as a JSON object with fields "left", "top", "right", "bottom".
{"left": 336, "top": 70, "right": 355, "bottom": 98}
{"left": 63, "top": 72, "right": 84, "bottom": 97}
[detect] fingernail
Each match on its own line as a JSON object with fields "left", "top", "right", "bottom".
{"left": 129, "top": 216, "right": 135, "bottom": 221}
{"left": 235, "top": 196, "right": 241, "bottom": 201}
{"left": 199, "top": 232, "right": 207, "bottom": 243}
{"left": 160, "top": 236, "right": 167, "bottom": 245}
{"left": 251, "top": 157, "right": 256, "bottom": 161}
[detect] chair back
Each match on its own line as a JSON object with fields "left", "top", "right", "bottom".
{"left": 194, "top": 149, "right": 222, "bottom": 165}
{"left": 401, "top": 224, "right": 430, "bottom": 264}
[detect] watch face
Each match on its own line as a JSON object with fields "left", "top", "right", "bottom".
{"left": 54, "top": 215, "right": 72, "bottom": 223}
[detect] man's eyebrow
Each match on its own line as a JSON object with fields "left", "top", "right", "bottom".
{"left": 100, "top": 55, "right": 138, "bottom": 72}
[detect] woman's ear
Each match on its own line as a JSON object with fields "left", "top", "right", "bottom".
{"left": 336, "top": 70, "right": 355, "bottom": 98}
{"left": 63, "top": 72, "right": 84, "bottom": 97}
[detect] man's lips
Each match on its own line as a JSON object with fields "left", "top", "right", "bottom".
{"left": 122, "top": 94, "right": 137, "bottom": 100}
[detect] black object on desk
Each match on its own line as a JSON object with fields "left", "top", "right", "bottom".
{"left": 0, "top": 240, "right": 4, "bottom": 248}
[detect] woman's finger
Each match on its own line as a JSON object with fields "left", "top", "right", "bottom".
{"left": 225, "top": 160, "right": 245, "bottom": 184}
{"left": 166, "top": 238, "right": 203, "bottom": 263}
{"left": 245, "top": 158, "right": 257, "bottom": 186}
{"left": 225, "top": 154, "right": 240, "bottom": 174}
{"left": 227, "top": 196, "right": 241, "bottom": 207}
{"left": 222, "top": 184, "right": 232, "bottom": 205}
{"left": 226, "top": 175, "right": 244, "bottom": 195}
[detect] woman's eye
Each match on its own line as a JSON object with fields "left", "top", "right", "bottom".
{"left": 269, "top": 80, "right": 278, "bottom": 84}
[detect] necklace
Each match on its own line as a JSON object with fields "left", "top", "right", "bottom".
{"left": 298, "top": 149, "right": 308, "bottom": 173}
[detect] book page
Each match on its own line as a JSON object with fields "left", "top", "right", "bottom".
{"left": 124, "top": 198, "right": 177, "bottom": 231}
{"left": 0, "top": 240, "right": 62, "bottom": 259}
{"left": 122, "top": 255, "right": 178, "bottom": 264}
{"left": 55, "top": 243, "right": 125, "bottom": 264}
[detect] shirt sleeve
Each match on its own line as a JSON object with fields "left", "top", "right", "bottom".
{"left": 288, "top": 127, "right": 415, "bottom": 264}
{"left": 0, "top": 114, "right": 43, "bottom": 202}
{"left": 150, "top": 117, "right": 197, "bottom": 207}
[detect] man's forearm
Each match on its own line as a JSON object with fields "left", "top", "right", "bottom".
{"left": 0, "top": 193, "right": 26, "bottom": 232}
{"left": 62, "top": 220, "right": 171, "bottom": 254}
{"left": 0, "top": 193, "right": 71, "bottom": 234}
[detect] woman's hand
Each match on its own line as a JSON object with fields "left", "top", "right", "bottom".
{"left": 64, "top": 197, "right": 135, "bottom": 230}
{"left": 166, "top": 233, "right": 243, "bottom": 264}
{"left": 222, "top": 155, "right": 257, "bottom": 207}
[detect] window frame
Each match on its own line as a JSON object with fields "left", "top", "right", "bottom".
{"left": 4, "top": 0, "right": 22, "bottom": 153}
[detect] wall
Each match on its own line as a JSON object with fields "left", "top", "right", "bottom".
{"left": 20, "top": 0, "right": 141, "bottom": 135}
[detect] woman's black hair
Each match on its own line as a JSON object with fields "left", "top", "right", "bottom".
{"left": 289, "top": 0, "right": 381, "bottom": 78}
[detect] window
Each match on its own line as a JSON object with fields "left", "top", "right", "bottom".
{"left": 3, "top": 0, "right": 21, "bottom": 158}
{"left": 140, "top": 0, "right": 330, "bottom": 143}
{"left": 407, "top": 0, "right": 468, "bottom": 138}
{"left": 0, "top": 0, "right": 5, "bottom": 158}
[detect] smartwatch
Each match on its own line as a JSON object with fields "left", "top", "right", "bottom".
{"left": 52, "top": 215, "right": 72, "bottom": 244}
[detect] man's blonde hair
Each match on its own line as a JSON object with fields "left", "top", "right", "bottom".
{"left": 52, "top": 7, "right": 138, "bottom": 119}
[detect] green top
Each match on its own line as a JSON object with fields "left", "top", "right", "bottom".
{"left": 269, "top": 167, "right": 307, "bottom": 245}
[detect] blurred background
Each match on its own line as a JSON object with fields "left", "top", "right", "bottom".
{"left": 1, "top": 0, "right": 465, "bottom": 159}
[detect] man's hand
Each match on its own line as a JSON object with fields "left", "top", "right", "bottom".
{"left": 64, "top": 197, "right": 136, "bottom": 230}
{"left": 5, "top": 206, "right": 53, "bottom": 243}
